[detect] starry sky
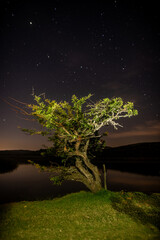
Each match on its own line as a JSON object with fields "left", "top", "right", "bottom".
{"left": 0, "top": 0, "right": 160, "bottom": 150}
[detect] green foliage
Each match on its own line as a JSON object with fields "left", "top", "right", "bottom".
{"left": 50, "top": 175, "right": 64, "bottom": 185}
{"left": 24, "top": 93, "right": 138, "bottom": 147}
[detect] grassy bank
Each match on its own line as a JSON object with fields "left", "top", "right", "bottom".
{"left": 0, "top": 191, "right": 160, "bottom": 240}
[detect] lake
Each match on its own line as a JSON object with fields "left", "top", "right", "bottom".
{"left": 0, "top": 164, "right": 160, "bottom": 204}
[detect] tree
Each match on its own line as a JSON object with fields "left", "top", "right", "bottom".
{"left": 20, "top": 94, "right": 138, "bottom": 193}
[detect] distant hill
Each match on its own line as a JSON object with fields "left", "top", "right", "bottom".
{"left": 0, "top": 150, "right": 43, "bottom": 174}
{"left": 101, "top": 142, "right": 160, "bottom": 161}
{"left": 0, "top": 142, "right": 160, "bottom": 175}
{"left": 1, "top": 142, "right": 159, "bottom": 158}
{"left": 0, "top": 150, "right": 41, "bottom": 161}
{"left": 94, "top": 142, "right": 160, "bottom": 176}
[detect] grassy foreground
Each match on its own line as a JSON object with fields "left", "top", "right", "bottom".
{"left": 0, "top": 191, "right": 160, "bottom": 240}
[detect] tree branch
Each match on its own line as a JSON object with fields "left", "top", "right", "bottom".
{"left": 2, "top": 98, "right": 31, "bottom": 116}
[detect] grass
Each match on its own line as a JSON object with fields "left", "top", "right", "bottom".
{"left": 0, "top": 190, "right": 160, "bottom": 240}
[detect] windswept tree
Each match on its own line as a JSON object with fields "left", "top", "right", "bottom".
{"left": 11, "top": 94, "right": 138, "bottom": 192}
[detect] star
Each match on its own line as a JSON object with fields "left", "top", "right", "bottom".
{"left": 36, "top": 62, "right": 41, "bottom": 67}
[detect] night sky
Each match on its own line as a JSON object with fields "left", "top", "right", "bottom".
{"left": 1, "top": 0, "right": 160, "bottom": 150}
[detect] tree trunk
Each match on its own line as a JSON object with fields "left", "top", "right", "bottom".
{"left": 75, "top": 156, "right": 102, "bottom": 193}
{"left": 70, "top": 139, "right": 103, "bottom": 193}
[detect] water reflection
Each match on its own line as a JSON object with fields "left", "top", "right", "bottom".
{"left": 106, "top": 170, "right": 160, "bottom": 193}
{"left": 0, "top": 165, "right": 88, "bottom": 204}
{"left": 0, "top": 164, "right": 160, "bottom": 204}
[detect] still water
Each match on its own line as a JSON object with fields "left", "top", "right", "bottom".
{"left": 0, "top": 164, "right": 160, "bottom": 204}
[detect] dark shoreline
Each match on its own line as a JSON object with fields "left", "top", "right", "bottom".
{"left": 0, "top": 142, "right": 160, "bottom": 176}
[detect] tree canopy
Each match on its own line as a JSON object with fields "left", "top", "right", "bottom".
{"left": 20, "top": 93, "right": 138, "bottom": 192}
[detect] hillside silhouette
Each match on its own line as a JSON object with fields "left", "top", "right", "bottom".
{"left": 96, "top": 142, "right": 160, "bottom": 175}
{"left": 0, "top": 142, "right": 159, "bottom": 175}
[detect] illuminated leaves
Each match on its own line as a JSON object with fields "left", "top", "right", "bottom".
{"left": 25, "top": 94, "right": 138, "bottom": 139}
